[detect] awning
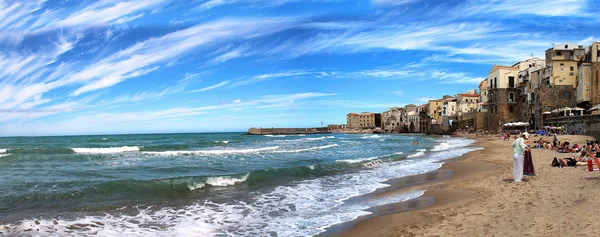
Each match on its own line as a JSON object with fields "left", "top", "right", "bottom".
{"left": 542, "top": 111, "right": 551, "bottom": 115}
{"left": 503, "top": 122, "right": 530, "bottom": 127}
{"left": 589, "top": 105, "right": 600, "bottom": 111}
{"left": 573, "top": 107, "right": 585, "bottom": 111}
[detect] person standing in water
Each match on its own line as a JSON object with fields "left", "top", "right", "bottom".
{"left": 511, "top": 132, "right": 529, "bottom": 183}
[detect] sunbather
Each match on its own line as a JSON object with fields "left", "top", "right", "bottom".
{"left": 556, "top": 150, "right": 591, "bottom": 167}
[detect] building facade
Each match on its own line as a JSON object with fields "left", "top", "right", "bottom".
{"left": 487, "top": 64, "right": 521, "bottom": 130}
{"left": 346, "top": 113, "right": 360, "bottom": 129}
{"left": 427, "top": 99, "right": 443, "bottom": 124}
{"left": 381, "top": 107, "right": 403, "bottom": 132}
{"left": 577, "top": 42, "right": 600, "bottom": 109}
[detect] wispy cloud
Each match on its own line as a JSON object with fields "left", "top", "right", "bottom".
{"left": 189, "top": 81, "right": 230, "bottom": 92}
{"left": 393, "top": 91, "right": 404, "bottom": 96}
{"left": 446, "top": 0, "right": 589, "bottom": 18}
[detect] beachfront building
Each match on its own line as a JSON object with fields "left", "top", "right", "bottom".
{"left": 516, "top": 58, "right": 545, "bottom": 129}
{"left": 358, "top": 112, "right": 377, "bottom": 129}
{"left": 442, "top": 98, "right": 457, "bottom": 117}
{"left": 416, "top": 104, "right": 429, "bottom": 133}
{"left": 486, "top": 64, "right": 520, "bottom": 130}
{"left": 346, "top": 113, "right": 360, "bottom": 129}
{"left": 577, "top": 42, "right": 600, "bottom": 111}
{"left": 478, "top": 80, "right": 488, "bottom": 112}
{"left": 400, "top": 104, "right": 417, "bottom": 132}
{"left": 382, "top": 107, "right": 403, "bottom": 132}
{"left": 427, "top": 99, "right": 443, "bottom": 124}
{"left": 441, "top": 97, "right": 457, "bottom": 131}
{"left": 532, "top": 43, "right": 585, "bottom": 126}
{"left": 456, "top": 92, "right": 479, "bottom": 114}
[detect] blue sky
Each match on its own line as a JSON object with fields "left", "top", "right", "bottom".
{"left": 1, "top": 0, "right": 599, "bottom": 136}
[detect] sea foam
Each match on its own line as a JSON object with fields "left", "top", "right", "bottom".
{"left": 143, "top": 146, "right": 280, "bottom": 156}
{"left": 0, "top": 149, "right": 6, "bottom": 153}
{"left": 274, "top": 144, "right": 339, "bottom": 153}
{"left": 71, "top": 146, "right": 140, "bottom": 154}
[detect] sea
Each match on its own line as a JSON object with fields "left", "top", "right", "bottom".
{"left": 0, "top": 133, "right": 478, "bottom": 236}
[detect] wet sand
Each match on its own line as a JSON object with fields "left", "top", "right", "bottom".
{"left": 330, "top": 134, "right": 599, "bottom": 237}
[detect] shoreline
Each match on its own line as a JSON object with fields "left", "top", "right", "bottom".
{"left": 331, "top": 134, "right": 600, "bottom": 237}
{"left": 319, "top": 136, "right": 489, "bottom": 237}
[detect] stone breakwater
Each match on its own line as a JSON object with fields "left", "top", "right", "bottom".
{"left": 247, "top": 127, "right": 330, "bottom": 135}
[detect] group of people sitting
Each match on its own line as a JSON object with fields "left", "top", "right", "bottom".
{"left": 553, "top": 141, "right": 600, "bottom": 167}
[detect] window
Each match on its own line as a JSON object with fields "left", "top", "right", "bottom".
{"left": 508, "top": 76, "right": 515, "bottom": 88}
{"left": 561, "top": 91, "right": 570, "bottom": 98}
{"left": 557, "top": 52, "right": 562, "bottom": 56}
{"left": 560, "top": 63, "right": 564, "bottom": 66}
{"left": 494, "top": 77, "right": 497, "bottom": 89}
{"left": 509, "top": 106, "right": 513, "bottom": 113}
{"left": 565, "top": 45, "right": 568, "bottom": 49}
{"left": 508, "top": 92, "right": 514, "bottom": 103}
{"left": 570, "top": 66, "right": 574, "bottom": 71}
{"left": 522, "top": 97, "right": 526, "bottom": 103}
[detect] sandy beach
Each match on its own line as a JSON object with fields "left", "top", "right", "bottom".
{"left": 335, "top": 134, "right": 600, "bottom": 237}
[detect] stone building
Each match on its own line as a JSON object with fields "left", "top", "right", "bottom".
{"left": 486, "top": 64, "right": 520, "bottom": 130}
{"left": 358, "top": 112, "right": 377, "bottom": 128}
{"left": 427, "top": 99, "right": 443, "bottom": 124}
{"left": 478, "top": 79, "right": 488, "bottom": 112}
{"left": 346, "top": 113, "right": 360, "bottom": 129}
{"left": 516, "top": 58, "right": 545, "bottom": 129}
{"left": 456, "top": 92, "right": 479, "bottom": 114}
{"left": 577, "top": 42, "right": 600, "bottom": 109}
{"left": 381, "top": 107, "right": 403, "bottom": 132}
{"left": 529, "top": 43, "right": 584, "bottom": 127}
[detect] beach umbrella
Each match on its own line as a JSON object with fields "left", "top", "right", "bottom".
{"left": 543, "top": 126, "right": 551, "bottom": 129}
{"left": 573, "top": 107, "right": 585, "bottom": 111}
{"left": 542, "top": 111, "right": 551, "bottom": 115}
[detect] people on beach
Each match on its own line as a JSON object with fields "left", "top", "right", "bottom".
{"left": 554, "top": 150, "right": 592, "bottom": 167}
{"left": 511, "top": 132, "right": 530, "bottom": 182}
{"left": 552, "top": 132, "right": 559, "bottom": 149}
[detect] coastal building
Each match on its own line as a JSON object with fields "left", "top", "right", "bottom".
{"left": 441, "top": 97, "right": 457, "bottom": 131}
{"left": 486, "top": 64, "right": 520, "bottom": 130}
{"left": 382, "top": 107, "right": 403, "bottom": 132}
{"left": 427, "top": 99, "right": 443, "bottom": 124}
{"left": 346, "top": 113, "right": 360, "bottom": 129}
{"left": 358, "top": 112, "right": 377, "bottom": 129}
{"left": 531, "top": 43, "right": 585, "bottom": 127}
{"left": 516, "top": 58, "right": 545, "bottom": 128}
{"left": 417, "top": 104, "right": 431, "bottom": 134}
{"left": 577, "top": 42, "right": 600, "bottom": 110}
{"left": 442, "top": 98, "right": 457, "bottom": 117}
{"left": 456, "top": 92, "right": 479, "bottom": 114}
{"left": 478, "top": 80, "right": 488, "bottom": 112}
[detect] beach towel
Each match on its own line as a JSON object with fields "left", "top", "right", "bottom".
{"left": 524, "top": 150, "right": 535, "bottom": 176}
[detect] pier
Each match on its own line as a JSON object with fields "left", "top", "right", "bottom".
{"left": 247, "top": 127, "right": 330, "bottom": 135}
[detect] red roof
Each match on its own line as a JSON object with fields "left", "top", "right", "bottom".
{"left": 458, "top": 93, "right": 479, "bottom": 97}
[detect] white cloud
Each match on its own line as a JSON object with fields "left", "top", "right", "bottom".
{"left": 63, "top": 18, "right": 295, "bottom": 96}
{"left": 0, "top": 92, "right": 336, "bottom": 135}
{"left": 449, "top": 0, "right": 588, "bottom": 18}
{"left": 189, "top": 81, "right": 230, "bottom": 93}
{"left": 393, "top": 91, "right": 404, "bottom": 96}
{"left": 418, "top": 97, "right": 436, "bottom": 103}
{"left": 373, "top": 0, "right": 417, "bottom": 7}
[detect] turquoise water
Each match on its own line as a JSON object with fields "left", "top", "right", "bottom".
{"left": 0, "top": 133, "right": 477, "bottom": 236}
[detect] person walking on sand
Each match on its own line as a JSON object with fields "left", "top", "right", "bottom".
{"left": 511, "top": 132, "right": 530, "bottom": 183}
{"left": 552, "top": 131, "right": 559, "bottom": 149}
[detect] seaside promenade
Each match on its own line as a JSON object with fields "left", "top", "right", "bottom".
{"left": 337, "top": 134, "right": 600, "bottom": 237}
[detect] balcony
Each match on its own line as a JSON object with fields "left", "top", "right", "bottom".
{"left": 545, "top": 114, "right": 600, "bottom": 125}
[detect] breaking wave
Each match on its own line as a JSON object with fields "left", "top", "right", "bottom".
{"left": 72, "top": 146, "right": 140, "bottom": 154}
